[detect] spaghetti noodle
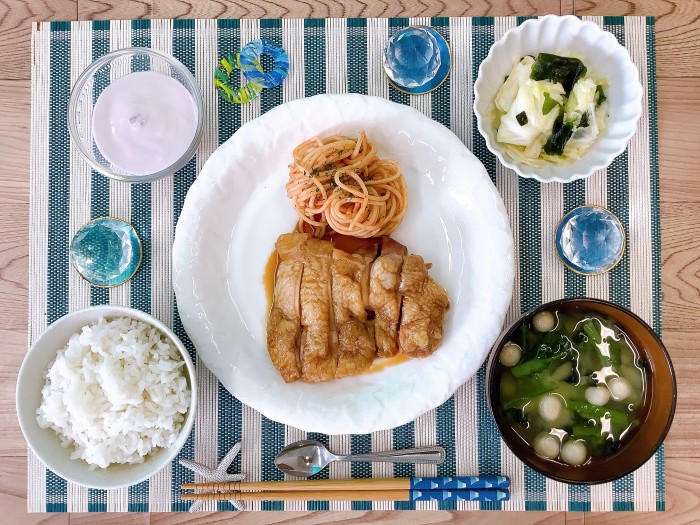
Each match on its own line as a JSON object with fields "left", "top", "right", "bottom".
{"left": 286, "top": 132, "right": 408, "bottom": 238}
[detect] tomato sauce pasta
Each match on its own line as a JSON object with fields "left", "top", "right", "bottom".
{"left": 286, "top": 132, "right": 408, "bottom": 238}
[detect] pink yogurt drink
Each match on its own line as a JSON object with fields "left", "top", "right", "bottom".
{"left": 92, "top": 71, "right": 198, "bottom": 176}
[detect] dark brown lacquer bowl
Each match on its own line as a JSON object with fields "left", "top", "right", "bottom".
{"left": 486, "top": 298, "right": 676, "bottom": 484}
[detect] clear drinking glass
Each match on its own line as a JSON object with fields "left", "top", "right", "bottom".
{"left": 68, "top": 47, "right": 204, "bottom": 183}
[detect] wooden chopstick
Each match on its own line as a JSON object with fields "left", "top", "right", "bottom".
{"left": 182, "top": 489, "right": 408, "bottom": 501}
{"left": 181, "top": 478, "right": 410, "bottom": 492}
{"left": 181, "top": 475, "right": 510, "bottom": 492}
{"left": 181, "top": 488, "right": 509, "bottom": 502}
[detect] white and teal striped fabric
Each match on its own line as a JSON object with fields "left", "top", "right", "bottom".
{"left": 28, "top": 16, "right": 662, "bottom": 513}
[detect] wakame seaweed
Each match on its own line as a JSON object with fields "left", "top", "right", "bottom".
{"left": 516, "top": 111, "right": 528, "bottom": 126}
{"left": 530, "top": 53, "right": 587, "bottom": 94}
{"left": 595, "top": 84, "right": 607, "bottom": 106}
{"left": 543, "top": 113, "right": 574, "bottom": 156}
{"left": 579, "top": 112, "right": 589, "bottom": 128}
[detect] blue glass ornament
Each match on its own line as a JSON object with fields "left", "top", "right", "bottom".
{"left": 69, "top": 217, "right": 142, "bottom": 287}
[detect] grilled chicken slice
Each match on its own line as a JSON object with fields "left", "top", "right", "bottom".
{"left": 336, "top": 319, "right": 376, "bottom": 378}
{"left": 368, "top": 238, "right": 408, "bottom": 358}
{"left": 267, "top": 232, "right": 449, "bottom": 382}
{"left": 332, "top": 249, "right": 371, "bottom": 324}
{"left": 398, "top": 254, "right": 450, "bottom": 357}
{"left": 300, "top": 238, "right": 336, "bottom": 382}
{"left": 266, "top": 233, "right": 308, "bottom": 383}
{"left": 380, "top": 236, "right": 408, "bottom": 257}
{"left": 332, "top": 249, "right": 376, "bottom": 377}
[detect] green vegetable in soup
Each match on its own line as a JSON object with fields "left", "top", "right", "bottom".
{"left": 510, "top": 355, "right": 560, "bottom": 378}
{"left": 496, "top": 309, "right": 646, "bottom": 467}
{"left": 581, "top": 319, "right": 602, "bottom": 344}
{"left": 502, "top": 385, "right": 557, "bottom": 409}
{"left": 571, "top": 423, "right": 606, "bottom": 439}
{"left": 566, "top": 400, "right": 630, "bottom": 429}
{"left": 530, "top": 53, "right": 588, "bottom": 94}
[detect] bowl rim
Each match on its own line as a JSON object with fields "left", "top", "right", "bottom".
{"left": 486, "top": 297, "right": 677, "bottom": 485}
{"left": 16, "top": 305, "right": 198, "bottom": 489}
{"left": 473, "top": 14, "right": 644, "bottom": 183}
{"left": 68, "top": 46, "right": 205, "bottom": 184}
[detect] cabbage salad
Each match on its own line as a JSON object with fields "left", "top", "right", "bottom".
{"left": 493, "top": 53, "right": 609, "bottom": 167}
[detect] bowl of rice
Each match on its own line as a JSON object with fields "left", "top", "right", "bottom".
{"left": 16, "top": 305, "right": 197, "bottom": 489}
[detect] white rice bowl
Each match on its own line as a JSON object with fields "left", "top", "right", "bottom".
{"left": 36, "top": 316, "right": 191, "bottom": 469}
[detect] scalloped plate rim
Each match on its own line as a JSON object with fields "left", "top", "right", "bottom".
{"left": 172, "top": 93, "right": 515, "bottom": 434}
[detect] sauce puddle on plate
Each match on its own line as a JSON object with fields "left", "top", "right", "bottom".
{"left": 263, "top": 250, "right": 279, "bottom": 310}
{"left": 364, "top": 353, "right": 410, "bottom": 374}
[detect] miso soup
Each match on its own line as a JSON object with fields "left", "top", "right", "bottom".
{"left": 496, "top": 309, "right": 646, "bottom": 467}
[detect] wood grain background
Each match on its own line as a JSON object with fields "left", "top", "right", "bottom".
{"left": 1, "top": 0, "right": 698, "bottom": 523}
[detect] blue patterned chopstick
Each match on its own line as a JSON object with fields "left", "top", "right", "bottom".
{"left": 411, "top": 489, "right": 510, "bottom": 502}
{"left": 182, "top": 476, "right": 511, "bottom": 493}
{"left": 410, "top": 476, "right": 510, "bottom": 490}
{"left": 182, "top": 476, "right": 511, "bottom": 503}
{"left": 182, "top": 487, "right": 510, "bottom": 503}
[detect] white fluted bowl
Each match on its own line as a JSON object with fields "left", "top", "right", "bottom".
{"left": 474, "top": 15, "right": 643, "bottom": 183}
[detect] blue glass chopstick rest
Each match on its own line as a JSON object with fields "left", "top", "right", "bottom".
{"left": 239, "top": 39, "right": 289, "bottom": 89}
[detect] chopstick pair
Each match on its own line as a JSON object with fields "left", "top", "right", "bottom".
{"left": 181, "top": 476, "right": 510, "bottom": 503}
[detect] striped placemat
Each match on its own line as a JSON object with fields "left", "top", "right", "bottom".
{"left": 28, "top": 16, "right": 661, "bottom": 513}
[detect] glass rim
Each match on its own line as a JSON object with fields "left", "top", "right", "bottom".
{"left": 68, "top": 47, "right": 205, "bottom": 184}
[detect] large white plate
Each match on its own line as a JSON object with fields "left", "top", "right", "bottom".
{"left": 173, "top": 94, "right": 514, "bottom": 435}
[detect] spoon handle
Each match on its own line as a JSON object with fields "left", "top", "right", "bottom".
{"left": 337, "top": 446, "right": 446, "bottom": 464}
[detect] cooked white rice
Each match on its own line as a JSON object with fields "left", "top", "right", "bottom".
{"left": 36, "top": 316, "right": 191, "bottom": 469}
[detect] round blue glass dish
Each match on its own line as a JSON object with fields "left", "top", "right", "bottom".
{"left": 555, "top": 205, "right": 625, "bottom": 275}
{"left": 383, "top": 26, "right": 451, "bottom": 95}
{"left": 69, "top": 217, "right": 142, "bottom": 287}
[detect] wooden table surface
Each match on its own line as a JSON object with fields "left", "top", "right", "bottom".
{"left": 1, "top": 0, "right": 698, "bottom": 523}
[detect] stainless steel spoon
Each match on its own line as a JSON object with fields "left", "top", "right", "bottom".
{"left": 274, "top": 439, "right": 446, "bottom": 477}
